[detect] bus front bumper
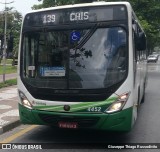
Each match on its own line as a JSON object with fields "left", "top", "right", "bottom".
{"left": 19, "top": 103, "right": 133, "bottom": 132}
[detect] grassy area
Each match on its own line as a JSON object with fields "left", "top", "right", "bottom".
{"left": 0, "top": 65, "right": 17, "bottom": 74}
{"left": 0, "top": 79, "right": 17, "bottom": 89}
{"left": 6, "top": 59, "right": 13, "bottom": 64}
{"left": 1, "top": 59, "right": 13, "bottom": 65}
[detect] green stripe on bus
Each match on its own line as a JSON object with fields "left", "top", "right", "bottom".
{"left": 33, "top": 97, "right": 117, "bottom": 112}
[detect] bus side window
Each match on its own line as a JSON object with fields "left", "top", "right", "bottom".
{"left": 117, "top": 45, "right": 126, "bottom": 69}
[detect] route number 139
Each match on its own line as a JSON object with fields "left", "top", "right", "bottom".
{"left": 43, "top": 14, "right": 55, "bottom": 24}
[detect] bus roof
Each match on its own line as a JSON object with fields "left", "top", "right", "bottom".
{"left": 25, "top": 1, "right": 131, "bottom": 16}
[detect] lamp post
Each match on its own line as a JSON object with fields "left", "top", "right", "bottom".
{"left": 0, "top": 0, "right": 14, "bottom": 82}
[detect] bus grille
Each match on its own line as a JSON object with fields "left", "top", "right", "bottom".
{"left": 38, "top": 114, "right": 100, "bottom": 128}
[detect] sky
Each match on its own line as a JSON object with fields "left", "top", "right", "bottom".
{"left": 0, "top": 0, "right": 42, "bottom": 16}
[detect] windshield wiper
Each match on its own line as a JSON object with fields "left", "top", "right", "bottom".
{"left": 75, "top": 24, "right": 98, "bottom": 49}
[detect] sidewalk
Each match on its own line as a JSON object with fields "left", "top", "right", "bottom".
{"left": 0, "top": 85, "right": 20, "bottom": 135}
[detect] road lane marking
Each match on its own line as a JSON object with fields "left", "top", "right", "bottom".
{"left": 0, "top": 125, "right": 38, "bottom": 143}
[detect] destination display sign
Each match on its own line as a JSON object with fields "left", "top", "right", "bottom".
{"left": 24, "top": 5, "right": 127, "bottom": 27}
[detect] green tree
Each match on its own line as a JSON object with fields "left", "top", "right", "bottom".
{"left": 0, "top": 8, "right": 22, "bottom": 64}
{"left": 33, "top": 0, "right": 94, "bottom": 8}
{"left": 11, "top": 10, "right": 22, "bottom": 65}
{"left": 0, "top": 13, "right": 4, "bottom": 60}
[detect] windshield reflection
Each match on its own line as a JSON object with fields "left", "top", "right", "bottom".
{"left": 22, "top": 27, "right": 128, "bottom": 89}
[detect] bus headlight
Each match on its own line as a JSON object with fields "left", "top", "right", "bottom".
{"left": 19, "top": 91, "right": 32, "bottom": 109}
{"left": 105, "top": 92, "right": 130, "bottom": 113}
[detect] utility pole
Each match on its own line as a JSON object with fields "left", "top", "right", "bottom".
{"left": 0, "top": 0, "right": 14, "bottom": 82}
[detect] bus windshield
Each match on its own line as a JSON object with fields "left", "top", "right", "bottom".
{"left": 21, "top": 26, "right": 128, "bottom": 89}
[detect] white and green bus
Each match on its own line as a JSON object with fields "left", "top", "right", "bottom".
{"left": 18, "top": 1, "right": 147, "bottom": 131}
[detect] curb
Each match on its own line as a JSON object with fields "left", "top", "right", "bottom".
{"left": 0, "top": 120, "right": 21, "bottom": 135}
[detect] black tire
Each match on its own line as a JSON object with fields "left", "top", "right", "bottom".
{"left": 136, "top": 88, "right": 140, "bottom": 112}
{"left": 141, "top": 93, "right": 145, "bottom": 103}
{"left": 141, "top": 83, "right": 145, "bottom": 103}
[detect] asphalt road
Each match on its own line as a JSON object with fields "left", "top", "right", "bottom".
{"left": 0, "top": 62, "right": 160, "bottom": 152}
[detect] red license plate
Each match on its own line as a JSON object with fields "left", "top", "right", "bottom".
{"left": 58, "top": 122, "right": 78, "bottom": 129}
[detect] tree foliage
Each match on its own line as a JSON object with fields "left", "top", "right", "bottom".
{"left": 0, "top": 8, "right": 22, "bottom": 62}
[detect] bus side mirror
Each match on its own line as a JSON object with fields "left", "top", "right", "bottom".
{"left": 136, "top": 32, "right": 146, "bottom": 51}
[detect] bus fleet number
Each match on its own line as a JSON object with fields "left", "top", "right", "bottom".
{"left": 88, "top": 107, "right": 101, "bottom": 112}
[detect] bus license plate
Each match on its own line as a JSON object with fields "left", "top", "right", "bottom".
{"left": 58, "top": 122, "right": 78, "bottom": 129}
